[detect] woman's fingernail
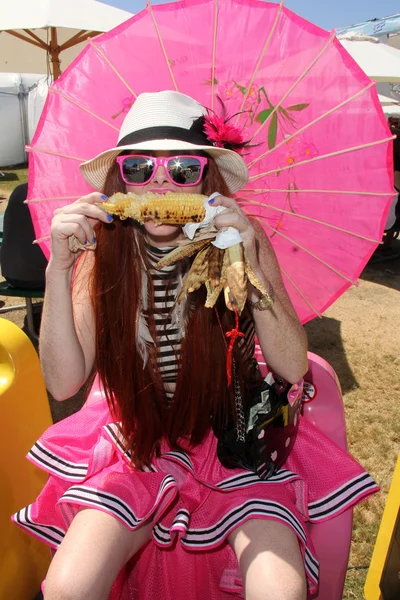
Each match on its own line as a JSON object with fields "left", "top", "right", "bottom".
{"left": 208, "top": 198, "right": 215, "bottom": 204}
{"left": 92, "top": 236, "right": 96, "bottom": 244}
{"left": 84, "top": 239, "right": 87, "bottom": 245}
{"left": 101, "top": 194, "right": 108, "bottom": 200}
{"left": 107, "top": 214, "right": 113, "bottom": 222}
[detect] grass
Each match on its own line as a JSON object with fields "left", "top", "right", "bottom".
{"left": 0, "top": 165, "right": 29, "bottom": 199}
{"left": 305, "top": 259, "right": 400, "bottom": 599}
{"left": 1, "top": 172, "right": 400, "bottom": 599}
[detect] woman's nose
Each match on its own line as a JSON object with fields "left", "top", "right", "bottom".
{"left": 152, "top": 165, "right": 169, "bottom": 184}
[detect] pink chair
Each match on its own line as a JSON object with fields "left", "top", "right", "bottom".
{"left": 254, "top": 347, "right": 352, "bottom": 600}
{"left": 87, "top": 350, "right": 351, "bottom": 600}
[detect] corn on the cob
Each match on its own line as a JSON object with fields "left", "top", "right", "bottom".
{"left": 101, "top": 192, "right": 207, "bottom": 225}
{"left": 156, "top": 237, "right": 213, "bottom": 269}
{"left": 226, "top": 243, "right": 247, "bottom": 312}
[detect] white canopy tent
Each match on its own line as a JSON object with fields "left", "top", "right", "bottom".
{"left": 339, "top": 36, "right": 400, "bottom": 84}
{"left": 382, "top": 104, "right": 400, "bottom": 117}
{"left": 378, "top": 93, "right": 400, "bottom": 106}
{"left": 0, "top": 0, "right": 133, "bottom": 79}
{"left": 389, "top": 34, "right": 400, "bottom": 50}
{"left": 0, "top": 73, "right": 46, "bottom": 166}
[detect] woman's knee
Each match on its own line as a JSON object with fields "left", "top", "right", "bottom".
{"left": 245, "top": 568, "right": 306, "bottom": 600}
{"left": 44, "top": 509, "right": 151, "bottom": 600}
{"left": 229, "top": 518, "right": 307, "bottom": 600}
{"left": 43, "top": 567, "right": 87, "bottom": 600}
{"left": 44, "top": 545, "right": 116, "bottom": 600}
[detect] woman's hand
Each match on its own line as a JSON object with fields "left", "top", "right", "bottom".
{"left": 210, "top": 195, "right": 308, "bottom": 382}
{"left": 49, "top": 193, "right": 112, "bottom": 272}
{"left": 210, "top": 195, "right": 270, "bottom": 298}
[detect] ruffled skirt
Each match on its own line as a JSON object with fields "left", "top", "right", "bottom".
{"left": 13, "top": 395, "right": 378, "bottom": 598}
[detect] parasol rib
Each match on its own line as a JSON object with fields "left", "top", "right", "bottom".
{"left": 241, "top": 188, "right": 394, "bottom": 197}
{"left": 147, "top": 1, "right": 179, "bottom": 92}
{"left": 88, "top": 39, "right": 137, "bottom": 98}
{"left": 33, "top": 236, "right": 51, "bottom": 244}
{"left": 50, "top": 89, "right": 119, "bottom": 131}
{"left": 240, "top": 200, "right": 382, "bottom": 243}
{"left": 280, "top": 266, "right": 322, "bottom": 318}
{"left": 236, "top": 2, "right": 283, "bottom": 124}
{"left": 26, "top": 146, "right": 86, "bottom": 162}
{"left": 259, "top": 217, "right": 358, "bottom": 285}
{"left": 248, "top": 82, "right": 375, "bottom": 168}
{"left": 249, "top": 136, "right": 396, "bottom": 181}
{"left": 250, "top": 31, "right": 336, "bottom": 142}
{"left": 26, "top": 196, "right": 81, "bottom": 204}
{"left": 211, "top": 0, "right": 219, "bottom": 112}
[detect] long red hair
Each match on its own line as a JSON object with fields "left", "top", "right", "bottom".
{"left": 89, "top": 158, "right": 245, "bottom": 468}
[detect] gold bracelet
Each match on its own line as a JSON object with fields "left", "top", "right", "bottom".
{"left": 247, "top": 282, "right": 275, "bottom": 311}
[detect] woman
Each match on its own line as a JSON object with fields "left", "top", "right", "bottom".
{"left": 14, "top": 91, "right": 378, "bottom": 600}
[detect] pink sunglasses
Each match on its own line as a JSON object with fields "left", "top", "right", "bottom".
{"left": 116, "top": 154, "right": 209, "bottom": 187}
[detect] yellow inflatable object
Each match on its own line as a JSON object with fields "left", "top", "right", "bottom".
{"left": 364, "top": 454, "right": 400, "bottom": 599}
{"left": 0, "top": 318, "right": 52, "bottom": 599}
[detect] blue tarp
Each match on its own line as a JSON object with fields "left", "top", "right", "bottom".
{"left": 337, "top": 14, "right": 400, "bottom": 38}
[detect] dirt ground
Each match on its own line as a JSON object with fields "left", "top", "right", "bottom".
{"left": 1, "top": 182, "right": 399, "bottom": 598}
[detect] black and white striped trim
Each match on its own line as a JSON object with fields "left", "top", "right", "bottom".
{"left": 13, "top": 505, "right": 65, "bottom": 548}
{"left": 216, "top": 469, "right": 299, "bottom": 490}
{"left": 60, "top": 476, "right": 176, "bottom": 529}
{"left": 104, "top": 423, "right": 132, "bottom": 462}
{"left": 28, "top": 441, "right": 88, "bottom": 481}
{"left": 308, "top": 473, "right": 378, "bottom": 521}
{"left": 305, "top": 547, "right": 320, "bottom": 585}
{"left": 154, "top": 499, "right": 306, "bottom": 548}
{"left": 183, "top": 499, "right": 307, "bottom": 547}
{"left": 152, "top": 499, "right": 319, "bottom": 584}
{"left": 153, "top": 522, "right": 173, "bottom": 545}
{"left": 171, "top": 508, "right": 191, "bottom": 531}
{"left": 103, "top": 423, "right": 158, "bottom": 472}
{"left": 61, "top": 486, "right": 142, "bottom": 528}
{"left": 152, "top": 508, "right": 192, "bottom": 545}
{"left": 160, "top": 450, "right": 194, "bottom": 472}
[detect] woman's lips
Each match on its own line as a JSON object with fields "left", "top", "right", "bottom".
{"left": 149, "top": 189, "right": 176, "bottom": 194}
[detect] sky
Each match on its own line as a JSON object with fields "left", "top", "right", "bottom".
{"left": 102, "top": 0, "right": 399, "bottom": 31}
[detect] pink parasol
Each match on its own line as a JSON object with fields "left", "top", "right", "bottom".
{"left": 27, "top": 0, "right": 394, "bottom": 324}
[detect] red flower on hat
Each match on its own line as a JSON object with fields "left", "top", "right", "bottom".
{"left": 203, "top": 114, "right": 245, "bottom": 153}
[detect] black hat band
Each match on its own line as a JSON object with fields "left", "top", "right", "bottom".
{"left": 117, "top": 125, "right": 213, "bottom": 148}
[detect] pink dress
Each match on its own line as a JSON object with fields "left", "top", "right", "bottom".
{"left": 12, "top": 246, "right": 378, "bottom": 597}
{"left": 13, "top": 393, "right": 378, "bottom": 598}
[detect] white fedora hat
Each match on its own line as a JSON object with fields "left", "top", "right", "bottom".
{"left": 80, "top": 91, "right": 249, "bottom": 194}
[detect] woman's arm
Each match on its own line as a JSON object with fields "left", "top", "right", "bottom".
{"left": 39, "top": 193, "right": 110, "bottom": 400}
{"left": 212, "top": 197, "right": 308, "bottom": 383}
{"left": 40, "top": 256, "right": 95, "bottom": 400}
{"left": 246, "top": 219, "right": 308, "bottom": 383}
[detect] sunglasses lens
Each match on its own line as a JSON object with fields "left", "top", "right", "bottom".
{"left": 121, "top": 157, "right": 154, "bottom": 183}
{"left": 168, "top": 157, "right": 203, "bottom": 185}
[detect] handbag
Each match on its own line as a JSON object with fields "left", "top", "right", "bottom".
{"left": 216, "top": 358, "right": 303, "bottom": 479}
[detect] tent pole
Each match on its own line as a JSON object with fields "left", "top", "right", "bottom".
{"left": 17, "top": 76, "right": 29, "bottom": 163}
{"left": 5, "top": 29, "right": 47, "bottom": 50}
{"left": 50, "top": 27, "right": 61, "bottom": 80}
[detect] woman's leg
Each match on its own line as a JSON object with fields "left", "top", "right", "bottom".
{"left": 228, "top": 519, "right": 307, "bottom": 600}
{"left": 44, "top": 508, "right": 151, "bottom": 600}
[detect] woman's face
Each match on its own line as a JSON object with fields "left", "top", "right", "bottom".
{"left": 125, "top": 150, "right": 204, "bottom": 247}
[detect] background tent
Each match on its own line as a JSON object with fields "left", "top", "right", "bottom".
{"left": 0, "top": 73, "right": 45, "bottom": 166}
{"left": 338, "top": 36, "right": 400, "bottom": 84}
{"left": 0, "top": 0, "right": 132, "bottom": 79}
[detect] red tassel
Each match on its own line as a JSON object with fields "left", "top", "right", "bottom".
{"left": 225, "top": 310, "right": 244, "bottom": 386}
